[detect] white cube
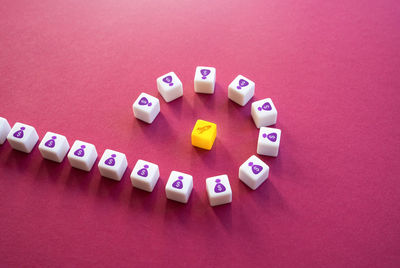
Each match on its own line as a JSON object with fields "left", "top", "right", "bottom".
{"left": 206, "top": 175, "right": 232, "bottom": 206}
{"left": 156, "top": 72, "right": 183, "bottom": 102}
{"left": 38, "top": 132, "right": 70, "bottom": 163}
{"left": 7, "top": 122, "right": 39, "bottom": 153}
{"left": 130, "top": 159, "right": 160, "bottom": 192}
{"left": 239, "top": 155, "right": 270, "bottom": 190}
{"left": 98, "top": 149, "right": 128, "bottom": 181}
{"left": 251, "top": 98, "right": 278, "bottom": 128}
{"left": 228, "top": 75, "right": 255, "bottom": 106}
{"left": 0, "top": 117, "right": 11, "bottom": 144}
{"left": 165, "top": 171, "right": 193, "bottom": 203}
{"left": 67, "top": 140, "right": 98, "bottom": 171}
{"left": 133, "top": 93, "right": 160, "bottom": 124}
{"left": 194, "top": 66, "right": 216, "bottom": 94}
{"left": 257, "top": 127, "right": 281, "bottom": 157}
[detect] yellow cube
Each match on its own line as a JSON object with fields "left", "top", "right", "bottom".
{"left": 191, "top": 120, "right": 217, "bottom": 150}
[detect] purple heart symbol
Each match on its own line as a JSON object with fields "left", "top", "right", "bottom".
{"left": 263, "top": 133, "right": 277, "bottom": 142}
{"left": 162, "top": 75, "right": 174, "bottom": 86}
{"left": 237, "top": 79, "right": 249, "bottom": 90}
{"left": 200, "top": 69, "right": 211, "bottom": 79}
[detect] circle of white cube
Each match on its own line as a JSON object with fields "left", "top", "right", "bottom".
{"left": 0, "top": 66, "right": 282, "bottom": 207}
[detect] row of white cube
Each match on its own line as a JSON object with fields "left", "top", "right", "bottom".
{"left": 1, "top": 116, "right": 277, "bottom": 205}
{"left": 161, "top": 68, "right": 254, "bottom": 107}
{"left": 1, "top": 119, "right": 273, "bottom": 205}
{"left": 2, "top": 118, "right": 281, "bottom": 164}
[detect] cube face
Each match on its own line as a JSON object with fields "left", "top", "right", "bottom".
{"left": 38, "top": 132, "right": 70, "bottom": 163}
{"left": 191, "top": 120, "right": 217, "bottom": 150}
{"left": 165, "top": 171, "right": 193, "bottom": 203}
{"left": 133, "top": 93, "right": 160, "bottom": 124}
{"left": 251, "top": 98, "right": 278, "bottom": 128}
{"left": 228, "top": 75, "right": 255, "bottom": 106}
{"left": 67, "top": 140, "right": 98, "bottom": 171}
{"left": 98, "top": 149, "right": 128, "bottom": 181}
{"left": 157, "top": 72, "right": 183, "bottom": 102}
{"left": 257, "top": 127, "right": 281, "bottom": 157}
{"left": 0, "top": 117, "right": 11, "bottom": 144}
{"left": 206, "top": 175, "right": 232, "bottom": 206}
{"left": 194, "top": 66, "right": 216, "bottom": 94}
{"left": 130, "top": 159, "right": 160, "bottom": 192}
{"left": 239, "top": 155, "right": 270, "bottom": 190}
{"left": 7, "top": 122, "right": 39, "bottom": 153}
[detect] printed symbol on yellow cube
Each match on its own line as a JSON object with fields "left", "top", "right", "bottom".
{"left": 191, "top": 120, "right": 217, "bottom": 150}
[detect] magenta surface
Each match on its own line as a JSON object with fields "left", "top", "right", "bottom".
{"left": 1, "top": 0, "right": 400, "bottom": 267}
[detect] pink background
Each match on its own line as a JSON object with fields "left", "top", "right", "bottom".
{"left": 1, "top": 0, "right": 400, "bottom": 267}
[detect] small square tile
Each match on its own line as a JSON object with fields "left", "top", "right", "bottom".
{"left": 165, "top": 171, "right": 193, "bottom": 203}
{"left": 239, "top": 155, "right": 269, "bottom": 190}
{"left": 251, "top": 98, "right": 278, "bottom": 128}
{"left": 157, "top": 72, "right": 183, "bottom": 102}
{"left": 257, "top": 127, "right": 281, "bottom": 157}
{"left": 194, "top": 66, "right": 216, "bottom": 94}
{"left": 133, "top": 93, "right": 160, "bottom": 124}
{"left": 0, "top": 117, "right": 11, "bottom": 144}
{"left": 191, "top": 119, "right": 217, "bottom": 150}
{"left": 206, "top": 175, "right": 232, "bottom": 206}
{"left": 130, "top": 159, "right": 160, "bottom": 192}
{"left": 98, "top": 149, "right": 128, "bottom": 181}
{"left": 7, "top": 122, "right": 39, "bottom": 153}
{"left": 67, "top": 140, "right": 98, "bottom": 171}
{"left": 228, "top": 75, "right": 255, "bottom": 106}
{"left": 38, "top": 132, "right": 70, "bottom": 163}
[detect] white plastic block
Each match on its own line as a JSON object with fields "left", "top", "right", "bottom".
{"left": 206, "top": 175, "right": 232, "bottom": 206}
{"left": 98, "top": 149, "right": 128, "bottom": 181}
{"left": 239, "top": 155, "right": 269, "bottom": 190}
{"left": 7, "top": 122, "right": 39, "bottom": 153}
{"left": 133, "top": 93, "right": 160, "bottom": 124}
{"left": 38, "top": 132, "right": 70, "bottom": 163}
{"left": 130, "top": 159, "right": 160, "bottom": 192}
{"left": 194, "top": 66, "right": 216, "bottom": 94}
{"left": 257, "top": 127, "right": 281, "bottom": 157}
{"left": 165, "top": 171, "right": 193, "bottom": 203}
{"left": 251, "top": 98, "right": 278, "bottom": 128}
{"left": 228, "top": 75, "right": 255, "bottom": 106}
{"left": 67, "top": 140, "right": 98, "bottom": 171}
{"left": 156, "top": 72, "right": 183, "bottom": 102}
{"left": 0, "top": 117, "right": 11, "bottom": 144}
